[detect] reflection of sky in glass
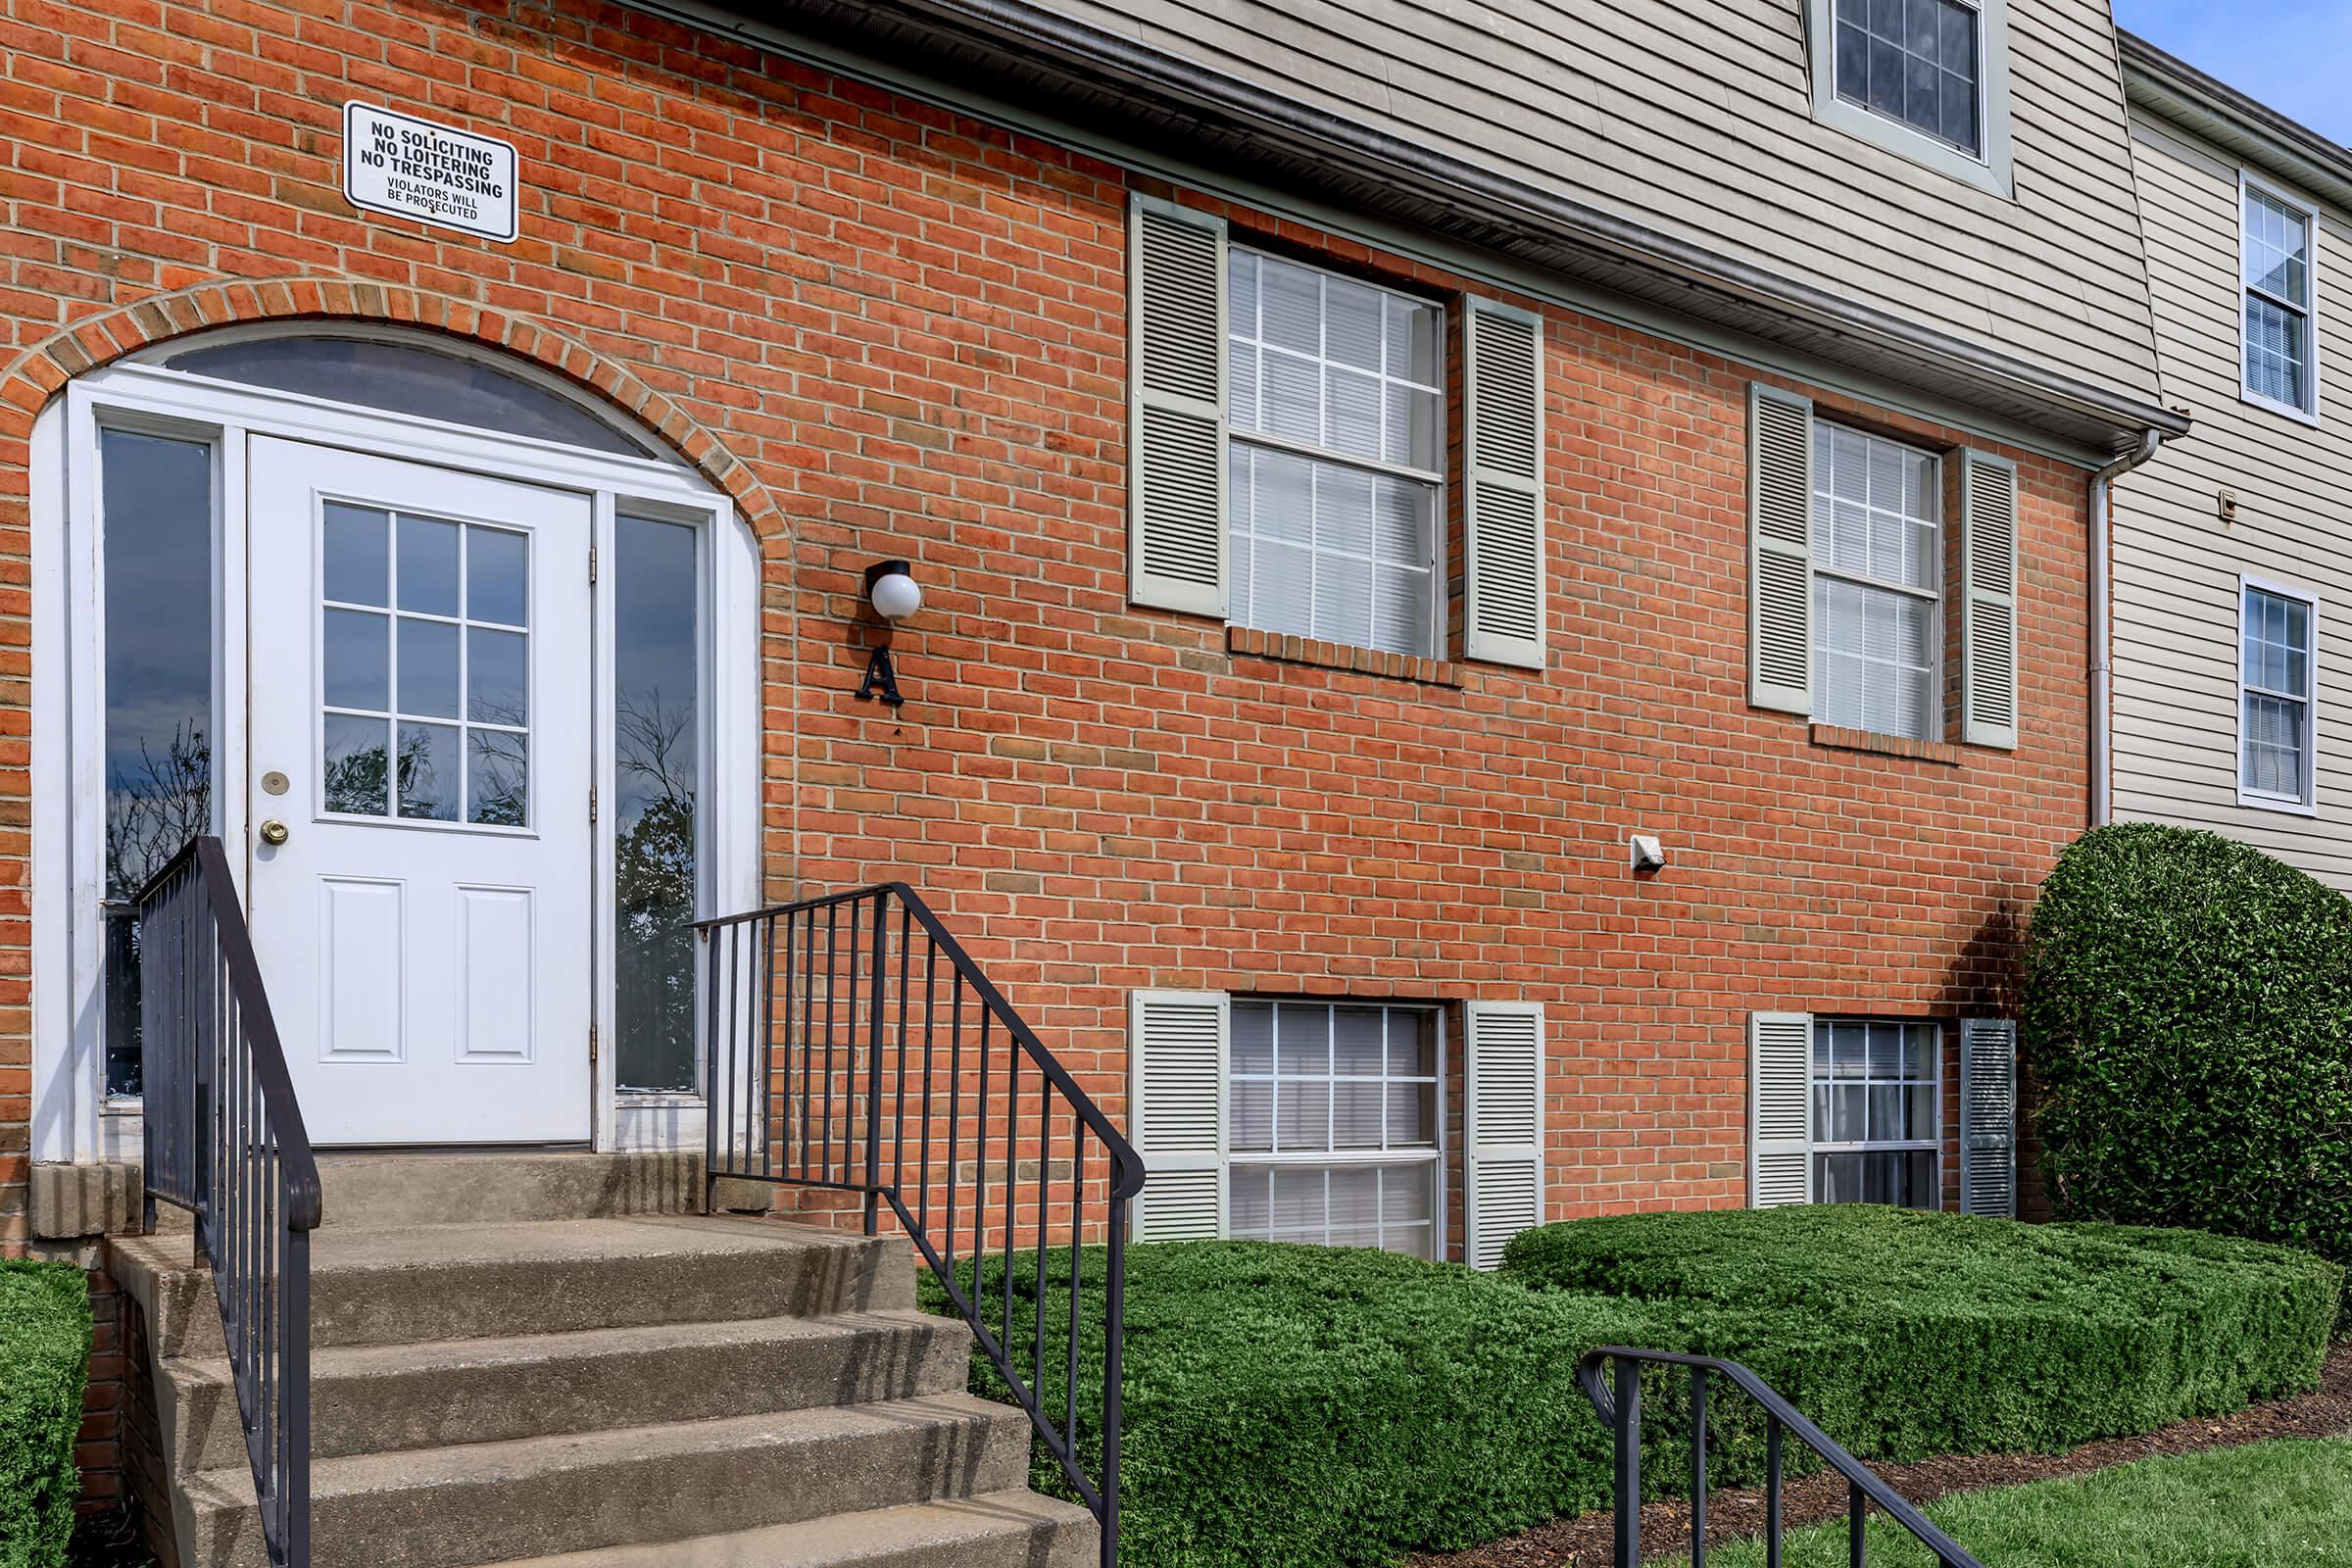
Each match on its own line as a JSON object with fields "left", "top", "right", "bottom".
{"left": 167, "top": 337, "right": 648, "bottom": 457}
{"left": 614, "top": 516, "right": 699, "bottom": 1091}
{"left": 102, "top": 429, "right": 214, "bottom": 897}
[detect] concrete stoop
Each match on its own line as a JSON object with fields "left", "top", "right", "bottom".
{"left": 108, "top": 1152, "right": 1098, "bottom": 1568}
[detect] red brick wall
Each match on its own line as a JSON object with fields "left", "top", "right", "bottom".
{"left": 2, "top": 0, "right": 2084, "bottom": 1488}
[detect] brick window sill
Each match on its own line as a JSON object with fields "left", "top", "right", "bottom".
{"left": 1226, "top": 625, "right": 1466, "bottom": 687}
{"left": 1809, "top": 723, "right": 1965, "bottom": 766}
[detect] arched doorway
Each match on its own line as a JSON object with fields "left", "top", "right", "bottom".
{"left": 34, "top": 326, "right": 760, "bottom": 1156}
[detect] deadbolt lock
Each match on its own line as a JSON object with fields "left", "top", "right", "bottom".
{"left": 259, "top": 819, "right": 290, "bottom": 847}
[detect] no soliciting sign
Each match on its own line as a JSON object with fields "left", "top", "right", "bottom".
{"left": 343, "top": 103, "right": 519, "bottom": 243}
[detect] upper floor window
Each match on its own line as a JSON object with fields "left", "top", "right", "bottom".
{"left": 2242, "top": 178, "right": 2320, "bottom": 420}
{"left": 2240, "top": 578, "right": 2318, "bottom": 814}
{"left": 1812, "top": 422, "right": 1942, "bottom": 742}
{"left": 1803, "top": 0, "right": 2011, "bottom": 196}
{"left": 1227, "top": 250, "right": 1445, "bottom": 660}
{"left": 1834, "top": 0, "right": 1981, "bottom": 156}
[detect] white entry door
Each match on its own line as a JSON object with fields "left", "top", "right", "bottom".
{"left": 246, "top": 437, "right": 595, "bottom": 1145}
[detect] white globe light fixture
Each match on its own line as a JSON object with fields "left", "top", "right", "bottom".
{"left": 865, "top": 559, "right": 923, "bottom": 621}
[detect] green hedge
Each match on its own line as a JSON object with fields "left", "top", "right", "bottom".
{"left": 923, "top": 1241, "right": 1687, "bottom": 1568}
{"left": 1502, "top": 1205, "right": 2339, "bottom": 1460}
{"left": 1, "top": 1259, "right": 94, "bottom": 1568}
{"left": 2023, "top": 822, "right": 2352, "bottom": 1277}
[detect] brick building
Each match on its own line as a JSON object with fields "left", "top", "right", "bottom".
{"left": 2, "top": 0, "right": 2191, "bottom": 1541}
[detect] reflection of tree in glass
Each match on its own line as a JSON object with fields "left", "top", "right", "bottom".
{"left": 468, "top": 702, "right": 528, "bottom": 827}
{"left": 617, "top": 689, "right": 696, "bottom": 1092}
{"left": 322, "top": 727, "right": 445, "bottom": 816}
{"left": 105, "top": 721, "right": 212, "bottom": 898}
{"left": 104, "top": 720, "right": 212, "bottom": 1098}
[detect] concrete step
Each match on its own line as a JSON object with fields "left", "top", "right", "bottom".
{"left": 181, "top": 1394, "right": 1034, "bottom": 1568}
{"left": 313, "top": 1152, "right": 710, "bottom": 1229}
{"left": 113, "top": 1216, "right": 909, "bottom": 1358}
{"left": 166, "top": 1308, "right": 973, "bottom": 1471}
{"left": 481, "top": 1489, "right": 1100, "bottom": 1568}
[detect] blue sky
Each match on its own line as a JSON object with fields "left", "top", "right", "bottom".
{"left": 2112, "top": 1, "right": 2352, "bottom": 146}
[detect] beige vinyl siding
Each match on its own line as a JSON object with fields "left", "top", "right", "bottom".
{"left": 2112, "top": 113, "right": 2352, "bottom": 887}
{"left": 1036, "top": 0, "right": 2161, "bottom": 403}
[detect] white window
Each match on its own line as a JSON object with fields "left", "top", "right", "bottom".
{"left": 2242, "top": 176, "right": 2320, "bottom": 421}
{"left": 1812, "top": 1019, "right": 1940, "bottom": 1208}
{"left": 1804, "top": 0, "right": 2012, "bottom": 194}
{"left": 1811, "top": 421, "right": 1942, "bottom": 741}
{"left": 1228, "top": 1000, "right": 1442, "bottom": 1258}
{"left": 1227, "top": 250, "right": 1445, "bottom": 659}
{"left": 2239, "top": 578, "right": 2319, "bottom": 812}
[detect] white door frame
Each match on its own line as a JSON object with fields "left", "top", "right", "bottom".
{"left": 30, "top": 350, "right": 763, "bottom": 1164}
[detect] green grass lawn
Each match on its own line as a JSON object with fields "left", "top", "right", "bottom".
{"left": 1710, "top": 1440, "right": 2352, "bottom": 1567}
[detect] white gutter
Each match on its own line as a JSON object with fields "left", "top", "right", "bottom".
{"left": 2088, "top": 430, "right": 2169, "bottom": 827}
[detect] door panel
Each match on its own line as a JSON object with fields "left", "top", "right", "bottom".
{"left": 247, "top": 436, "right": 593, "bottom": 1145}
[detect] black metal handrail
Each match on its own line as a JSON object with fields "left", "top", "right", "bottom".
{"left": 1578, "top": 1348, "right": 1984, "bottom": 1568}
{"left": 139, "top": 837, "right": 320, "bottom": 1568}
{"left": 695, "top": 883, "right": 1144, "bottom": 1568}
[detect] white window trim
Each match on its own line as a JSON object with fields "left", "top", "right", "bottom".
{"left": 1810, "top": 1018, "right": 1943, "bottom": 1206}
{"left": 1810, "top": 419, "right": 1946, "bottom": 742}
{"left": 1224, "top": 998, "right": 1449, "bottom": 1261}
{"left": 2236, "top": 572, "right": 2322, "bottom": 816}
{"left": 1225, "top": 245, "right": 1451, "bottom": 661}
{"left": 30, "top": 345, "right": 762, "bottom": 1165}
{"left": 1804, "top": 0, "right": 2013, "bottom": 199}
{"left": 2238, "top": 169, "right": 2324, "bottom": 426}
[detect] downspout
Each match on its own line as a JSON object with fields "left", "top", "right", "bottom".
{"left": 2088, "top": 429, "right": 2168, "bottom": 828}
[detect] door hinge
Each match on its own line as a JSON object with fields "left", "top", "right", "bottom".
{"left": 589, "top": 1023, "right": 599, "bottom": 1067}
{"left": 589, "top": 544, "right": 598, "bottom": 583}
{"left": 589, "top": 787, "right": 599, "bottom": 824}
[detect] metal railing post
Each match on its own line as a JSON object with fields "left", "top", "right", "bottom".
{"left": 863, "top": 891, "right": 888, "bottom": 1236}
{"left": 1613, "top": 1353, "right": 1642, "bottom": 1566}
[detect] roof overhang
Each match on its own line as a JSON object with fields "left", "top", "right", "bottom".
{"left": 2120, "top": 31, "right": 2352, "bottom": 214}
{"left": 642, "top": 0, "right": 2190, "bottom": 458}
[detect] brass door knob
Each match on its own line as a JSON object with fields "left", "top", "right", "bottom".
{"left": 259, "top": 819, "right": 290, "bottom": 846}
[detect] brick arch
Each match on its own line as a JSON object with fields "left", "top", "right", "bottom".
{"left": 0, "top": 276, "right": 786, "bottom": 537}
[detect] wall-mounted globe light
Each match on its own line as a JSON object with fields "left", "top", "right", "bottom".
{"left": 856, "top": 560, "right": 919, "bottom": 708}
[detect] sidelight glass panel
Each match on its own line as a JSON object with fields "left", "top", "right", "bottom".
{"left": 613, "top": 515, "right": 700, "bottom": 1092}
{"left": 101, "top": 429, "right": 217, "bottom": 1097}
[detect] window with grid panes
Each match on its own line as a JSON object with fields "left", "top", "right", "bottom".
{"left": 2241, "top": 582, "right": 2317, "bottom": 808}
{"left": 1227, "top": 250, "right": 1445, "bottom": 659}
{"left": 1811, "top": 423, "right": 1942, "bottom": 742}
{"left": 2243, "top": 182, "right": 2318, "bottom": 416}
{"left": 1813, "top": 1019, "right": 1940, "bottom": 1208}
{"left": 1228, "top": 1001, "right": 1442, "bottom": 1258}
{"left": 1833, "top": 0, "right": 1984, "bottom": 155}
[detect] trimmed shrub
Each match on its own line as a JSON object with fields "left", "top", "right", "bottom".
{"left": 2023, "top": 821, "right": 2352, "bottom": 1274}
{"left": 922, "top": 1240, "right": 1685, "bottom": 1568}
{"left": 1502, "top": 1205, "right": 2339, "bottom": 1461}
{"left": 1, "top": 1259, "right": 94, "bottom": 1568}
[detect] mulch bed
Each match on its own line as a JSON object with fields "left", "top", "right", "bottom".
{"left": 1412, "top": 1341, "right": 2352, "bottom": 1566}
